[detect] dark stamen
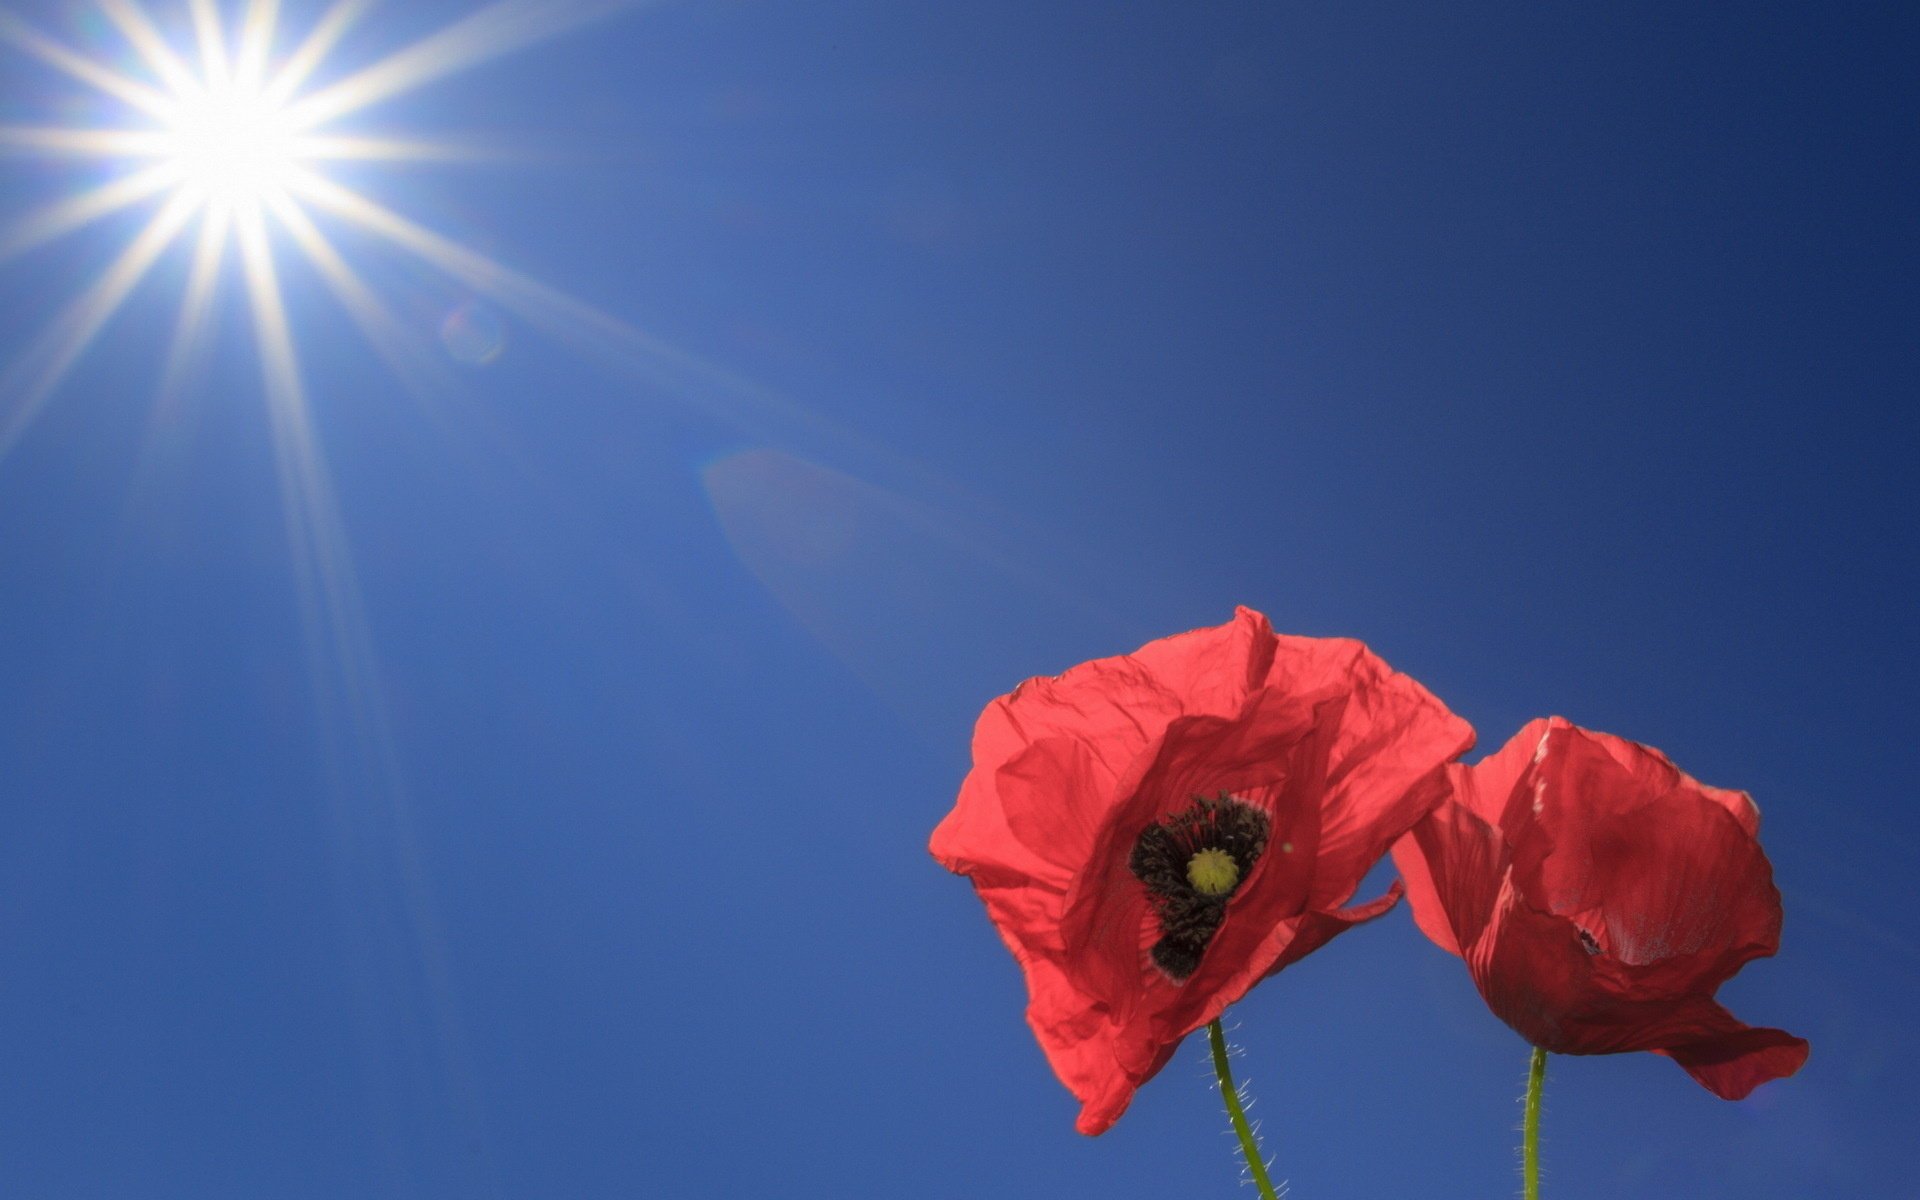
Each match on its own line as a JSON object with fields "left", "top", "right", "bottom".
{"left": 1128, "top": 794, "right": 1271, "bottom": 982}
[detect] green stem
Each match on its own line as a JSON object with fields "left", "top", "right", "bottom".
{"left": 1523, "top": 1045, "right": 1547, "bottom": 1200}
{"left": 1206, "top": 1019, "right": 1280, "bottom": 1200}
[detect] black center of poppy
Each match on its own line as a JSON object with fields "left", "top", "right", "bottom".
{"left": 1128, "top": 794, "right": 1271, "bottom": 982}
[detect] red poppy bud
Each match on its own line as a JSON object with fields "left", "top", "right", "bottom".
{"left": 932, "top": 608, "right": 1474, "bottom": 1134}
{"left": 1392, "top": 717, "right": 1809, "bottom": 1099}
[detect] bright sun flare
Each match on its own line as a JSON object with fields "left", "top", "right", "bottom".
{"left": 0, "top": 0, "right": 643, "bottom": 461}
{"left": 160, "top": 80, "right": 305, "bottom": 208}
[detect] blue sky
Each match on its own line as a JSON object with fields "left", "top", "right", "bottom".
{"left": 0, "top": 1, "right": 1915, "bottom": 1196}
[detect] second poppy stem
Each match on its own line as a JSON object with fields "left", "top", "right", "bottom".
{"left": 1206, "top": 1019, "right": 1279, "bottom": 1200}
{"left": 1523, "top": 1045, "right": 1547, "bottom": 1200}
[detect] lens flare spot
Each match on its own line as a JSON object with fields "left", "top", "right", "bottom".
{"left": 440, "top": 299, "right": 506, "bottom": 365}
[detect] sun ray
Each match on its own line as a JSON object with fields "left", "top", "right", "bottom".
{"left": 288, "top": 168, "right": 684, "bottom": 374}
{"left": 235, "top": 193, "right": 503, "bottom": 1197}
{"left": 293, "top": 133, "right": 500, "bottom": 163}
{"left": 233, "top": 198, "right": 417, "bottom": 734}
{"left": 188, "top": 0, "right": 234, "bottom": 86}
{"left": 156, "top": 201, "right": 232, "bottom": 407}
{"left": 284, "top": 0, "right": 640, "bottom": 130}
{"left": 0, "top": 162, "right": 182, "bottom": 262}
{"left": 235, "top": 199, "right": 330, "bottom": 591}
{"left": 232, "top": 200, "right": 366, "bottom": 742}
{"left": 288, "top": 167, "right": 817, "bottom": 444}
{"left": 268, "top": 192, "right": 450, "bottom": 396}
{"left": 0, "top": 125, "right": 172, "bottom": 158}
{"left": 234, "top": 0, "right": 281, "bottom": 91}
{"left": 262, "top": 0, "right": 371, "bottom": 106}
{"left": 0, "top": 11, "right": 174, "bottom": 118}
{"left": 0, "top": 191, "right": 198, "bottom": 456}
{"left": 95, "top": 0, "right": 205, "bottom": 98}
{"left": 287, "top": 170, "right": 661, "bottom": 354}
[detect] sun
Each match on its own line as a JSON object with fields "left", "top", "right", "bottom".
{"left": 157, "top": 76, "right": 306, "bottom": 210}
{"left": 0, "top": 0, "right": 649, "bottom": 461}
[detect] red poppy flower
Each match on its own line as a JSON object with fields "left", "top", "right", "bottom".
{"left": 1392, "top": 717, "right": 1809, "bottom": 1099}
{"left": 930, "top": 608, "right": 1473, "bottom": 1134}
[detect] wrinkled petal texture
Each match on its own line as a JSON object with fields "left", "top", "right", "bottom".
{"left": 1392, "top": 717, "right": 1808, "bottom": 1099}
{"left": 931, "top": 608, "right": 1473, "bottom": 1133}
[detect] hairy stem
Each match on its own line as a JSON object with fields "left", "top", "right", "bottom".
{"left": 1523, "top": 1045, "right": 1547, "bottom": 1200}
{"left": 1207, "top": 1019, "right": 1280, "bottom": 1200}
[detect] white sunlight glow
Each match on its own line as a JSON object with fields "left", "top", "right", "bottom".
{"left": 0, "top": 0, "right": 647, "bottom": 454}
{"left": 159, "top": 76, "right": 305, "bottom": 207}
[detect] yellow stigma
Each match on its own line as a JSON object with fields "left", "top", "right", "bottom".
{"left": 1187, "top": 848, "right": 1240, "bottom": 896}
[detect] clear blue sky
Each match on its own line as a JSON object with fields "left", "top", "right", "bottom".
{"left": 1, "top": 1, "right": 1914, "bottom": 1196}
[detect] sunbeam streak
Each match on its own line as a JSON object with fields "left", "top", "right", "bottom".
{"left": 0, "top": 192, "right": 196, "bottom": 455}
{"left": 188, "top": 0, "right": 234, "bottom": 85}
{"left": 157, "top": 203, "right": 233, "bottom": 407}
{"left": 0, "top": 126, "right": 172, "bottom": 157}
{"left": 286, "top": 165, "right": 838, "bottom": 445}
{"left": 283, "top": 0, "right": 641, "bottom": 129}
{"left": 0, "top": 11, "right": 173, "bottom": 117}
{"left": 268, "top": 191, "right": 451, "bottom": 397}
{"left": 0, "top": 162, "right": 181, "bottom": 260}
{"left": 262, "top": 0, "right": 370, "bottom": 105}
{"left": 234, "top": 0, "right": 282, "bottom": 90}
{"left": 96, "top": 0, "right": 203, "bottom": 96}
